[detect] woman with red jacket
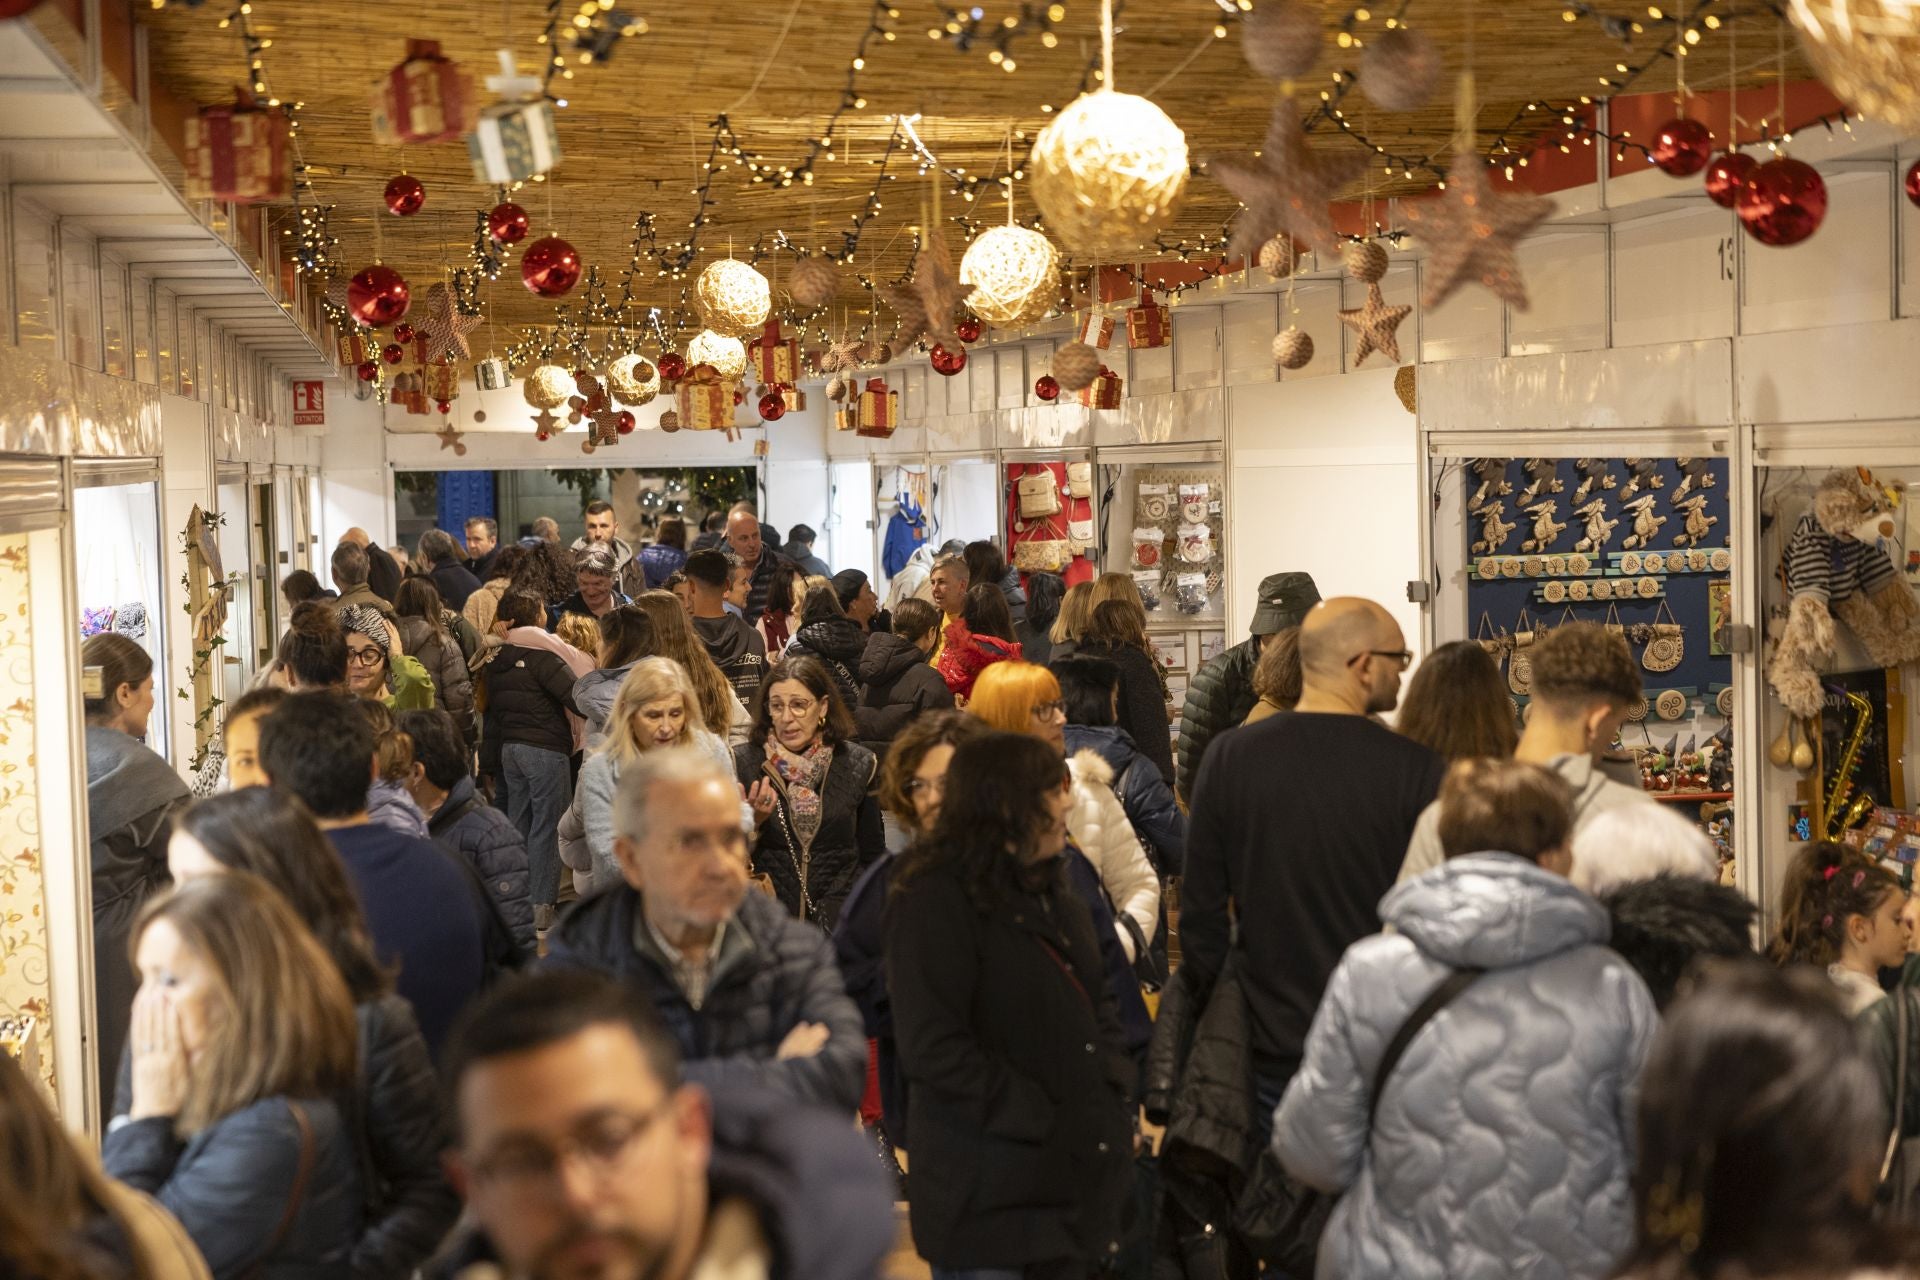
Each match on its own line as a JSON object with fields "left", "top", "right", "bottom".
{"left": 937, "top": 583, "right": 1024, "bottom": 702}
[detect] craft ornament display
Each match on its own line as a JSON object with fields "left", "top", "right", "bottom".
{"left": 185, "top": 91, "right": 291, "bottom": 204}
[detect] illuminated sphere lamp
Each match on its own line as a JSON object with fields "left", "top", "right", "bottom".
{"left": 686, "top": 329, "right": 748, "bottom": 382}
{"left": 960, "top": 225, "right": 1060, "bottom": 327}
{"left": 693, "top": 259, "right": 771, "bottom": 338}
{"left": 607, "top": 353, "right": 661, "bottom": 406}
{"left": 522, "top": 364, "right": 575, "bottom": 410}
{"left": 1028, "top": 88, "right": 1190, "bottom": 257}
{"left": 1789, "top": 0, "right": 1920, "bottom": 136}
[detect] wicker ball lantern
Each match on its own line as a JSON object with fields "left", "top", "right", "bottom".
{"left": 1343, "top": 240, "right": 1389, "bottom": 283}
{"left": 523, "top": 364, "right": 574, "bottom": 409}
{"left": 1052, "top": 340, "right": 1101, "bottom": 392}
{"left": 685, "top": 329, "right": 748, "bottom": 382}
{"left": 1359, "top": 28, "right": 1442, "bottom": 112}
{"left": 693, "top": 259, "right": 771, "bottom": 338}
{"left": 787, "top": 256, "right": 839, "bottom": 311}
{"left": 1029, "top": 90, "right": 1189, "bottom": 257}
{"left": 960, "top": 225, "right": 1060, "bottom": 327}
{"left": 1258, "top": 234, "right": 1306, "bottom": 280}
{"left": 1242, "top": 0, "right": 1322, "bottom": 80}
{"left": 1790, "top": 0, "right": 1920, "bottom": 137}
{"left": 607, "top": 353, "right": 660, "bottom": 406}
{"left": 1272, "top": 327, "right": 1314, "bottom": 370}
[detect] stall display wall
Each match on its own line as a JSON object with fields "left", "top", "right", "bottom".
{"left": 72, "top": 482, "right": 170, "bottom": 761}
{"left": 1005, "top": 461, "right": 1096, "bottom": 589}
{"left": 0, "top": 531, "right": 54, "bottom": 1094}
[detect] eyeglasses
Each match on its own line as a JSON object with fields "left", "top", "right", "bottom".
{"left": 467, "top": 1103, "right": 669, "bottom": 1193}
{"left": 1348, "top": 649, "right": 1413, "bottom": 669}
{"left": 767, "top": 697, "right": 819, "bottom": 719}
{"left": 1030, "top": 699, "right": 1066, "bottom": 720}
{"left": 347, "top": 646, "right": 385, "bottom": 667}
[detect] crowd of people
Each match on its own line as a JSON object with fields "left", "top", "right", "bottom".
{"left": 35, "top": 495, "right": 1920, "bottom": 1280}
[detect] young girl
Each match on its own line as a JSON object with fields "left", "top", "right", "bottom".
{"left": 1765, "top": 840, "right": 1907, "bottom": 1015}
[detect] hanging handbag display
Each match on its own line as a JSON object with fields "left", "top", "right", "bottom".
{"left": 1642, "top": 599, "right": 1684, "bottom": 673}
{"left": 1017, "top": 468, "right": 1063, "bottom": 519}
{"left": 1068, "top": 516, "right": 1095, "bottom": 557}
{"left": 1066, "top": 461, "right": 1094, "bottom": 499}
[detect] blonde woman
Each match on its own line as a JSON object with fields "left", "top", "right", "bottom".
{"left": 1048, "top": 580, "right": 1094, "bottom": 662}
{"left": 553, "top": 611, "right": 602, "bottom": 665}
{"left": 634, "top": 590, "right": 751, "bottom": 747}
{"left": 560, "top": 657, "right": 734, "bottom": 896}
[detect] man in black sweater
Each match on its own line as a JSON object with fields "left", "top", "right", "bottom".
{"left": 1180, "top": 597, "right": 1444, "bottom": 1127}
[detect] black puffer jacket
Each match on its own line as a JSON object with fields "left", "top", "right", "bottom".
{"left": 734, "top": 739, "right": 884, "bottom": 931}
{"left": 1600, "top": 874, "right": 1756, "bottom": 1011}
{"left": 1064, "top": 723, "right": 1186, "bottom": 875}
{"left": 854, "top": 631, "right": 951, "bottom": 758}
{"left": 479, "top": 642, "right": 578, "bottom": 769}
{"left": 1074, "top": 640, "right": 1175, "bottom": 786}
{"left": 395, "top": 617, "right": 475, "bottom": 748}
{"left": 1174, "top": 636, "right": 1261, "bottom": 803}
{"left": 427, "top": 775, "right": 536, "bottom": 954}
{"left": 781, "top": 617, "right": 865, "bottom": 710}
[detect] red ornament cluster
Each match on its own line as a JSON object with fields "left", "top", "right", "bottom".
{"left": 1647, "top": 119, "right": 1829, "bottom": 247}
{"left": 383, "top": 173, "right": 426, "bottom": 216}
{"left": 521, "top": 236, "right": 582, "bottom": 298}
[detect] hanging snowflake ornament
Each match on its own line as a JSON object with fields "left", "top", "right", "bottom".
{"left": 1399, "top": 152, "right": 1557, "bottom": 311}
{"left": 417, "top": 280, "right": 483, "bottom": 363}
{"left": 1338, "top": 282, "right": 1411, "bottom": 366}
{"left": 1208, "top": 103, "right": 1370, "bottom": 262}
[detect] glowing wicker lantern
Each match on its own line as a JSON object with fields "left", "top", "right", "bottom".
{"left": 523, "top": 364, "right": 574, "bottom": 409}
{"left": 607, "top": 353, "right": 660, "bottom": 406}
{"left": 1789, "top": 0, "right": 1920, "bottom": 136}
{"left": 787, "top": 256, "right": 839, "bottom": 310}
{"left": 694, "top": 259, "right": 770, "bottom": 338}
{"left": 961, "top": 225, "right": 1060, "bottom": 327}
{"left": 686, "top": 329, "right": 747, "bottom": 382}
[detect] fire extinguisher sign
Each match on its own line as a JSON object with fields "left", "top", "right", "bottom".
{"left": 293, "top": 381, "right": 325, "bottom": 426}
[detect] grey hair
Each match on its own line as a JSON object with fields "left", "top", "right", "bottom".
{"left": 417, "top": 528, "right": 461, "bottom": 567}
{"left": 611, "top": 745, "right": 740, "bottom": 844}
{"left": 1570, "top": 800, "right": 1718, "bottom": 896}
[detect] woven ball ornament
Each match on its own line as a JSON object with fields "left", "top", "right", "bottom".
{"left": 959, "top": 225, "right": 1060, "bottom": 326}
{"left": 1790, "top": 0, "right": 1920, "bottom": 136}
{"left": 1343, "top": 239, "right": 1389, "bottom": 283}
{"left": 1028, "top": 90, "right": 1190, "bottom": 257}
{"left": 786, "top": 256, "right": 839, "bottom": 311}
{"left": 1052, "top": 341, "right": 1101, "bottom": 392}
{"left": 694, "top": 259, "right": 771, "bottom": 337}
{"left": 1241, "top": 0, "right": 1322, "bottom": 80}
{"left": 1358, "top": 28, "right": 1441, "bottom": 112}
{"left": 523, "top": 364, "right": 575, "bottom": 409}
{"left": 1258, "top": 235, "right": 1305, "bottom": 280}
{"left": 1272, "top": 327, "right": 1314, "bottom": 369}
{"left": 686, "top": 329, "right": 748, "bottom": 382}
{"left": 860, "top": 340, "right": 893, "bottom": 366}
{"left": 826, "top": 376, "right": 850, "bottom": 402}
{"left": 659, "top": 409, "right": 681, "bottom": 432}
{"left": 607, "top": 353, "right": 660, "bottom": 406}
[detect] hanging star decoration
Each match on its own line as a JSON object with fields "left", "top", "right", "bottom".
{"left": 1209, "top": 103, "right": 1371, "bottom": 262}
{"left": 909, "top": 227, "right": 975, "bottom": 350}
{"left": 878, "top": 279, "right": 931, "bottom": 349}
{"left": 1338, "top": 283, "right": 1412, "bottom": 366}
{"left": 821, "top": 337, "right": 863, "bottom": 373}
{"left": 418, "top": 280, "right": 483, "bottom": 363}
{"left": 435, "top": 425, "right": 468, "bottom": 456}
{"left": 530, "top": 407, "right": 560, "bottom": 437}
{"left": 567, "top": 372, "right": 624, "bottom": 446}
{"left": 1400, "top": 152, "right": 1557, "bottom": 311}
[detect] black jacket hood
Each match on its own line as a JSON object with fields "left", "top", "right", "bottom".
{"left": 858, "top": 630, "right": 926, "bottom": 684}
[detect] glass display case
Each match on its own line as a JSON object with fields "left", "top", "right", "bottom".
{"left": 72, "top": 467, "right": 170, "bottom": 764}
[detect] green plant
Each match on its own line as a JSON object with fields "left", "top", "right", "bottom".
{"left": 552, "top": 469, "right": 604, "bottom": 509}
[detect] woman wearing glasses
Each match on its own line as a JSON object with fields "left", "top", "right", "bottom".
{"left": 338, "top": 605, "right": 436, "bottom": 711}
{"left": 736, "top": 656, "right": 885, "bottom": 931}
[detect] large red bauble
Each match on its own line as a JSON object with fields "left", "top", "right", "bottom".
{"left": 347, "top": 264, "right": 411, "bottom": 326}
{"left": 520, "top": 236, "right": 582, "bottom": 297}
{"left": 1703, "top": 151, "right": 1757, "bottom": 209}
{"left": 436, "top": 400, "right": 452, "bottom": 414}
{"left": 930, "top": 343, "right": 967, "bottom": 376}
{"left": 1650, "top": 118, "right": 1713, "bottom": 177}
{"left": 1034, "top": 374, "right": 1061, "bottom": 402}
{"left": 1736, "top": 157, "right": 1828, "bottom": 247}
{"left": 758, "top": 393, "right": 787, "bottom": 421}
{"left": 393, "top": 322, "right": 416, "bottom": 343}
{"left": 955, "top": 316, "right": 983, "bottom": 343}
{"left": 616, "top": 410, "right": 636, "bottom": 435}
{"left": 658, "top": 352, "right": 687, "bottom": 381}
{"left": 381, "top": 343, "right": 405, "bottom": 364}
{"left": 383, "top": 173, "right": 426, "bottom": 216}
{"left": 487, "top": 201, "right": 531, "bottom": 245}
{"left": 1906, "top": 159, "right": 1920, "bottom": 209}
{"left": 356, "top": 360, "right": 379, "bottom": 382}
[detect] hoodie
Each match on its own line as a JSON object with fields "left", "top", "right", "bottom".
{"left": 572, "top": 661, "right": 637, "bottom": 746}
{"left": 782, "top": 615, "right": 865, "bottom": 708}
{"left": 694, "top": 612, "right": 768, "bottom": 706}
{"left": 1396, "top": 752, "right": 1653, "bottom": 884}
{"left": 855, "top": 630, "right": 952, "bottom": 756}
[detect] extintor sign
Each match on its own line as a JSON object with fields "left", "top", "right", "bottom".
{"left": 293, "top": 380, "right": 325, "bottom": 425}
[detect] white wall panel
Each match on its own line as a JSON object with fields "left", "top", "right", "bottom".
{"left": 1420, "top": 262, "right": 1503, "bottom": 363}
{"left": 1742, "top": 168, "right": 1892, "bottom": 334}
{"left": 967, "top": 349, "right": 995, "bottom": 412}
{"left": 1172, "top": 306, "right": 1221, "bottom": 390}
{"left": 1612, "top": 206, "right": 1736, "bottom": 347}
{"left": 1901, "top": 147, "right": 1920, "bottom": 319}
{"left": 1129, "top": 329, "right": 1174, "bottom": 396}
{"left": 1281, "top": 281, "right": 1342, "bottom": 381}
{"left": 1738, "top": 316, "right": 1920, "bottom": 424}
{"left": 1418, "top": 340, "right": 1734, "bottom": 432}
{"left": 1222, "top": 296, "right": 1277, "bottom": 386}
{"left": 1508, "top": 230, "right": 1607, "bottom": 355}
{"left": 993, "top": 347, "right": 1025, "bottom": 409}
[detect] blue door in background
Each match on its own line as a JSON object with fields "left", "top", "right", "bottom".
{"left": 437, "top": 471, "right": 497, "bottom": 544}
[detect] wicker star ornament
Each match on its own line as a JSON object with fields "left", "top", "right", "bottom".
{"left": 1401, "top": 152, "right": 1557, "bottom": 311}
{"left": 435, "top": 426, "right": 467, "bottom": 456}
{"left": 878, "top": 279, "right": 931, "bottom": 350}
{"left": 910, "top": 227, "right": 975, "bottom": 349}
{"left": 821, "top": 338, "right": 863, "bottom": 373}
{"left": 1338, "top": 283, "right": 1412, "bottom": 366}
{"left": 418, "top": 281, "right": 482, "bottom": 363}
{"left": 1209, "top": 104, "right": 1371, "bottom": 261}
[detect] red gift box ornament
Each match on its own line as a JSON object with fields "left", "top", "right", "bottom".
{"left": 422, "top": 360, "right": 461, "bottom": 405}
{"left": 185, "top": 89, "right": 291, "bottom": 204}
{"left": 1127, "top": 295, "right": 1170, "bottom": 349}
{"left": 1077, "top": 365, "right": 1124, "bottom": 410}
{"left": 676, "top": 364, "right": 734, "bottom": 431}
{"left": 1077, "top": 310, "right": 1116, "bottom": 350}
{"left": 371, "top": 39, "right": 475, "bottom": 146}
{"left": 857, "top": 377, "right": 899, "bottom": 439}
{"left": 746, "top": 318, "right": 799, "bottom": 387}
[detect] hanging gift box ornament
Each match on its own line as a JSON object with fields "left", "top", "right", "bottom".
{"left": 676, "top": 365, "right": 734, "bottom": 431}
{"left": 473, "top": 356, "right": 511, "bottom": 390}
{"left": 746, "top": 318, "right": 798, "bottom": 386}
{"left": 857, "top": 377, "right": 899, "bottom": 438}
{"left": 423, "top": 360, "right": 460, "bottom": 404}
{"left": 338, "top": 331, "right": 374, "bottom": 367}
{"left": 184, "top": 89, "right": 291, "bottom": 204}
{"left": 467, "top": 51, "right": 563, "bottom": 184}
{"left": 383, "top": 173, "right": 427, "bottom": 215}
{"left": 1076, "top": 365, "right": 1124, "bottom": 410}
{"left": 833, "top": 405, "right": 858, "bottom": 432}
{"left": 774, "top": 385, "right": 808, "bottom": 413}
{"left": 1126, "top": 295, "right": 1169, "bottom": 349}
{"left": 347, "top": 264, "right": 412, "bottom": 327}
{"left": 1077, "top": 310, "right": 1116, "bottom": 349}
{"left": 371, "top": 40, "right": 475, "bottom": 146}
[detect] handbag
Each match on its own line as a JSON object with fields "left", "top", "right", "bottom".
{"left": 1068, "top": 516, "right": 1095, "bottom": 557}
{"left": 1066, "top": 461, "right": 1094, "bottom": 498}
{"left": 1642, "top": 599, "right": 1684, "bottom": 673}
{"left": 240, "top": 1101, "right": 316, "bottom": 1280}
{"left": 1014, "top": 529, "right": 1070, "bottom": 573}
{"left": 1879, "top": 987, "right": 1920, "bottom": 1221}
{"left": 1474, "top": 612, "right": 1506, "bottom": 674}
{"left": 1017, "top": 469, "right": 1062, "bottom": 519}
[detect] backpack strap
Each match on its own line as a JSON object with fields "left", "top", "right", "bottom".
{"left": 1368, "top": 968, "right": 1484, "bottom": 1126}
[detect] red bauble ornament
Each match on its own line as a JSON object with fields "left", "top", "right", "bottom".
{"left": 436, "top": 400, "right": 452, "bottom": 414}
{"left": 487, "top": 201, "right": 531, "bottom": 246}
{"left": 758, "top": 393, "right": 787, "bottom": 421}
{"left": 930, "top": 343, "right": 967, "bottom": 376}
{"left": 381, "top": 343, "right": 405, "bottom": 364}
{"left": 658, "top": 352, "right": 687, "bottom": 381}
{"left": 356, "top": 360, "right": 379, "bottom": 382}
{"left": 1650, "top": 118, "right": 1713, "bottom": 177}
{"left": 615, "top": 410, "right": 636, "bottom": 435}
{"left": 536, "top": 429, "right": 551, "bottom": 442}
{"left": 1905, "top": 159, "right": 1920, "bottom": 208}
{"left": 383, "top": 173, "right": 426, "bottom": 216}
{"left": 347, "top": 264, "right": 411, "bottom": 326}
{"left": 1703, "top": 151, "right": 1757, "bottom": 209}
{"left": 520, "top": 236, "right": 582, "bottom": 297}
{"left": 733, "top": 389, "right": 745, "bottom": 406}
{"left": 1034, "top": 375, "right": 1061, "bottom": 402}
{"left": 393, "top": 322, "right": 416, "bottom": 343}
{"left": 955, "top": 316, "right": 983, "bottom": 343}
{"left": 1737, "top": 157, "right": 1828, "bottom": 247}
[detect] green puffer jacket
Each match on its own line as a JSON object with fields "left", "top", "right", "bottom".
{"left": 1174, "top": 637, "right": 1260, "bottom": 802}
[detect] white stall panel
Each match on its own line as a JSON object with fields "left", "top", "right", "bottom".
{"left": 1417, "top": 339, "right": 1734, "bottom": 432}
{"left": 899, "top": 366, "right": 929, "bottom": 422}
{"left": 1420, "top": 262, "right": 1503, "bottom": 364}
{"left": 1342, "top": 266, "right": 1417, "bottom": 371}
{"left": 1281, "top": 281, "right": 1342, "bottom": 381}
{"left": 994, "top": 347, "right": 1026, "bottom": 408}
{"left": 1612, "top": 206, "right": 1736, "bottom": 347}
{"left": 1173, "top": 306, "right": 1222, "bottom": 390}
{"left": 1903, "top": 149, "right": 1920, "bottom": 319}
{"left": 1223, "top": 296, "right": 1278, "bottom": 386}
{"left": 1742, "top": 168, "right": 1892, "bottom": 334}
{"left": 929, "top": 412, "right": 996, "bottom": 453}
{"left": 944, "top": 355, "right": 972, "bottom": 416}
{"left": 932, "top": 458, "right": 1001, "bottom": 547}
{"left": 1508, "top": 231, "right": 1607, "bottom": 356}
{"left": 1129, "top": 332, "right": 1174, "bottom": 397}
{"left": 824, "top": 459, "right": 876, "bottom": 582}
{"left": 968, "top": 349, "right": 996, "bottom": 412}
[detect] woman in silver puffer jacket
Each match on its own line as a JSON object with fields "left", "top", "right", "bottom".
{"left": 1276, "top": 757, "right": 1658, "bottom": 1280}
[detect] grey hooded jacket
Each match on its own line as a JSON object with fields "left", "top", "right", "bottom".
{"left": 1275, "top": 853, "right": 1657, "bottom": 1280}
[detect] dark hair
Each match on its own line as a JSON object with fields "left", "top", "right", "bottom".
{"left": 750, "top": 656, "right": 858, "bottom": 748}
{"left": 417, "top": 528, "right": 461, "bottom": 568}
{"left": 257, "top": 691, "right": 374, "bottom": 819}
{"left": 892, "top": 598, "right": 940, "bottom": 643}
{"left": 277, "top": 602, "right": 348, "bottom": 689}
{"left": 1252, "top": 626, "right": 1303, "bottom": 709}
{"left": 331, "top": 540, "right": 370, "bottom": 589}
{"left": 177, "top": 788, "right": 391, "bottom": 1001}
{"left": 798, "top": 580, "right": 848, "bottom": 626}
{"left": 654, "top": 517, "right": 687, "bottom": 551}
{"left": 1024, "top": 571, "right": 1067, "bottom": 632}
{"left": 1764, "top": 841, "right": 1903, "bottom": 968}
{"left": 496, "top": 589, "right": 546, "bottom": 631}
{"left": 1054, "top": 655, "right": 1120, "bottom": 727}
{"left": 703, "top": 511, "right": 726, "bottom": 533}
{"left": 464, "top": 516, "right": 498, "bottom": 539}
{"left": 831, "top": 569, "right": 869, "bottom": 614}
{"left": 224, "top": 685, "right": 287, "bottom": 734}
{"left": 894, "top": 732, "right": 1069, "bottom": 907}
{"left": 280, "top": 568, "right": 324, "bottom": 605}
{"left": 763, "top": 559, "right": 802, "bottom": 619}
{"left": 80, "top": 633, "right": 152, "bottom": 723}
{"left": 513, "top": 539, "right": 576, "bottom": 604}
{"left": 683, "top": 548, "right": 731, "bottom": 590}
{"left": 597, "top": 605, "right": 656, "bottom": 669}
{"left": 1620, "top": 961, "right": 1920, "bottom": 1279}
{"left": 960, "top": 583, "right": 1017, "bottom": 643}
{"left": 393, "top": 576, "right": 447, "bottom": 626}
{"left": 788, "top": 523, "right": 816, "bottom": 547}
{"left": 397, "top": 707, "right": 469, "bottom": 793}
{"left": 876, "top": 711, "right": 988, "bottom": 824}
{"left": 1395, "top": 640, "right": 1518, "bottom": 761}
{"left": 1085, "top": 597, "right": 1148, "bottom": 653}
{"left": 1435, "top": 757, "right": 1573, "bottom": 862}
{"left": 485, "top": 543, "right": 528, "bottom": 585}
{"left": 441, "top": 969, "right": 682, "bottom": 1140}
{"left": 1530, "top": 621, "right": 1643, "bottom": 712}
{"left": 963, "top": 540, "right": 1007, "bottom": 592}
{"left": 584, "top": 500, "right": 614, "bottom": 518}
